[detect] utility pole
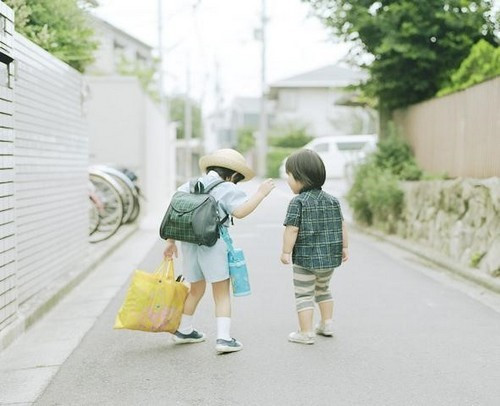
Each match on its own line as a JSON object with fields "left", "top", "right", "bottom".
{"left": 157, "top": 0, "right": 167, "bottom": 121}
{"left": 257, "top": 0, "right": 268, "bottom": 178}
{"left": 184, "top": 58, "right": 192, "bottom": 178}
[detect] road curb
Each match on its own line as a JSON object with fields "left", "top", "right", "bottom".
{"left": 0, "top": 224, "right": 139, "bottom": 352}
{"left": 351, "top": 223, "right": 500, "bottom": 295}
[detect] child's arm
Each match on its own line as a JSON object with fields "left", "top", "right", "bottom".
{"left": 232, "top": 179, "right": 274, "bottom": 219}
{"left": 281, "top": 225, "right": 299, "bottom": 264}
{"left": 342, "top": 222, "right": 349, "bottom": 262}
{"left": 163, "top": 239, "right": 178, "bottom": 259}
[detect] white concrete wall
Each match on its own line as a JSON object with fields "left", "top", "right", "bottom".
{"left": 86, "top": 76, "right": 175, "bottom": 227}
{"left": 86, "top": 76, "right": 144, "bottom": 176}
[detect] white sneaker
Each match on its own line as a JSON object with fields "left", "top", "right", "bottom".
{"left": 288, "top": 331, "right": 315, "bottom": 345}
{"left": 316, "top": 321, "right": 334, "bottom": 337}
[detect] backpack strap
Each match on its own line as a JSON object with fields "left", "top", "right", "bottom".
{"left": 203, "top": 179, "right": 226, "bottom": 193}
{"left": 189, "top": 178, "right": 226, "bottom": 194}
{"left": 189, "top": 178, "right": 232, "bottom": 225}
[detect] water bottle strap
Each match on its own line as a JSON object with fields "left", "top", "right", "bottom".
{"left": 219, "top": 226, "right": 235, "bottom": 255}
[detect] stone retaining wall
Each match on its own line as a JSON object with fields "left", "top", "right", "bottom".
{"left": 397, "top": 178, "right": 500, "bottom": 277}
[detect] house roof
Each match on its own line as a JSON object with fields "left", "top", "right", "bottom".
{"left": 90, "top": 14, "right": 154, "bottom": 51}
{"left": 269, "top": 64, "right": 367, "bottom": 89}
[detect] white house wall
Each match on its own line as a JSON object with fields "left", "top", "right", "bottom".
{"left": 274, "top": 88, "right": 374, "bottom": 137}
{"left": 0, "top": 3, "right": 15, "bottom": 332}
{"left": 13, "top": 33, "right": 88, "bottom": 306}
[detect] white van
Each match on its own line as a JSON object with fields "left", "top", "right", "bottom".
{"left": 279, "top": 134, "right": 377, "bottom": 179}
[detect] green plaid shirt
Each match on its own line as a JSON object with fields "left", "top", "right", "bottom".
{"left": 284, "top": 189, "right": 344, "bottom": 269}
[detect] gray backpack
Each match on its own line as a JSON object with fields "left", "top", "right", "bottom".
{"left": 159, "top": 179, "right": 228, "bottom": 246}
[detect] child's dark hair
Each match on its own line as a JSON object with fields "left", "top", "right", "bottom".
{"left": 206, "top": 166, "right": 245, "bottom": 184}
{"left": 285, "top": 149, "right": 326, "bottom": 191}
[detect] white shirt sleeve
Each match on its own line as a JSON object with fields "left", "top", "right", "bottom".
{"left": 217, "top": 183, "right": 248, "bottom": 215}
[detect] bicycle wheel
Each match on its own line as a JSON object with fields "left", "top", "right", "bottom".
{"left": 91, "top": 165, "right": 138, "bottom": 224}
{"left": 89, "top": 169, "right": 125, "bottom": 243}
{"left": 89, "top": 197, "right": 100, "bottom": 235}
{"left": 127, "top": 194, "right": 141, "bottom": 223}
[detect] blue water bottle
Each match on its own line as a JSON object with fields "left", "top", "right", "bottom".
{"left": 220, "top": 227, "right": 251, "bottom": 297}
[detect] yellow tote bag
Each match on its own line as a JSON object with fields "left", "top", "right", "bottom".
{"left": 114, "top": 260, "right": 188, "bottom": 333}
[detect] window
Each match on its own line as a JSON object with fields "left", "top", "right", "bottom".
{"left": 335, "top": 141, "right": 367, "bottom": 151}
{"left": 313, "top": 143, "right": 329, "bottom": 153}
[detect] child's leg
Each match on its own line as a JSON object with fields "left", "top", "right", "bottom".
{"left": 212, "top": 279, "right": 232, "bottom": 340}
{"left": 293, "top": 266, "right": 315, "bottom": 333}
{"left": 314, "top": 270, "right": 334, "bottom": 323}
{"left": 184, "top": 280, "right": 207, "bottom": 315}
{"left": 297, "top": 309, "right": 314, "bottom": 332}
{"left": 318, "top": 301, "right": 334, "bottom": 322}
{"left": 177, "top": 280, "right": 206, "bottom": 334}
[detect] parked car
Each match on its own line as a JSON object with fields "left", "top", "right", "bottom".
{"left": 279, "top": 134, "right": 377, "bottom": 179}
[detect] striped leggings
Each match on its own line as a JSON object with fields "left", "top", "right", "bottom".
{"left": 293, "top": 265, "right": 334, "bottom": 312}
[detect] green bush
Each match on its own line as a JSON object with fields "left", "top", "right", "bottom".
{"left": 236, "top": 127, "right": 256, "bottom": 154}
{"left": 269, "top": 123, "right": 313, "bottom": 148}
{"left": 267, "top": 147, "right": 295, "bottom": 178}
{"left": 347, "top": 123, "right": 422, "bottom": 232}
{"left": 347, "top": 159, "right": 404, "bottom": 232}
{"left": 438, "top": 40, "right": 500, "bottom": 97}
{"left": 372, "top": 127, "right": 422, "bottom": 181}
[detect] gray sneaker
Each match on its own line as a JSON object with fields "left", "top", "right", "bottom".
{"left": 172, "top": 329, "right": 206, "bottom": 344}
{"left": 215, "top": 338, "right": 243, "bottom": 353}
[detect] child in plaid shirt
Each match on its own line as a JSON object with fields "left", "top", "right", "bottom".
{"left": 281, "top": 149, "right": 349, "bottom": 344}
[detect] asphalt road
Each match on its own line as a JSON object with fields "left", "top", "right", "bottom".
{"left": 36, "top": 180, "right": 500, "bottom": 406}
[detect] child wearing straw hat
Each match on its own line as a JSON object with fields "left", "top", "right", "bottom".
{"left": 163, "top": 149, "right": 275, "bottom": 353}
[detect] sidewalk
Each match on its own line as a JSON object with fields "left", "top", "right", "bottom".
{"left": 0, "top": 228, "right": 159, "bottom": 405}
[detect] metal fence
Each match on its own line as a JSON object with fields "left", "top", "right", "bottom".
{"left": 393, "top": 77, "right": 500, "bottom": 178}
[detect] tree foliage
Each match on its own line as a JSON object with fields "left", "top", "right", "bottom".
{"left": 303, "top": 0, "right": 498, "bottom": 111}
{"left": 169, "top": 97, "right": 203, "bottom": 140}
{"left": 269, "top": 122, "right": 313, "bottom": 148}
{"left": 116, "top": 55, "right": 160, "bottom": 102}
{"left": 4, "top": 0, "right": 98, "bottom": 72}
{"left": 236, "top": 127, "right": 256, "bottom": 154}
{"left": 437, "top": 39, "right": 500, "bottom": 96}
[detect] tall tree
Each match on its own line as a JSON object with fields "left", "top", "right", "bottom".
{"left": 303, "top": 0, "right": 497, "bottom": 114}
{"left": 5, "top": 0, "right": 98, "bottom": 72}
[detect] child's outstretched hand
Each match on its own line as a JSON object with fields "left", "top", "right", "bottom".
{"left": 280, "top": 252, "right": 291, "bottom": 265}
{"left": 258, "top": 178, "right": 275, "bottom": 197}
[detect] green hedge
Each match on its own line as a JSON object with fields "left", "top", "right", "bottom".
{"left": 347, "top": 127, "right": 422, "bottom": 233}
{"left": 267, "top": 147, "right": 296, "bottom": 178}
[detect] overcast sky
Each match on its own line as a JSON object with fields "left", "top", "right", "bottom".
{"left": 93, "top": 0, "right": 351, "bottom": 112}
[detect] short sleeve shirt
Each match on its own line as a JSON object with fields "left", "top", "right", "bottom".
{"left": 284, "top": 189, "right": 343, "bottom": 269}
{"left": 178, "top": 171, "right": 247, "bottom": 226}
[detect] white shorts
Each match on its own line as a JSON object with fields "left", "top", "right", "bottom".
{"left": 180, "top": 238, "right": 229, "bottom": 283}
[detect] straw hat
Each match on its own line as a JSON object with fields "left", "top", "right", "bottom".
{"left": 199, "top": 149, "right": 255, "bottom": 181}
